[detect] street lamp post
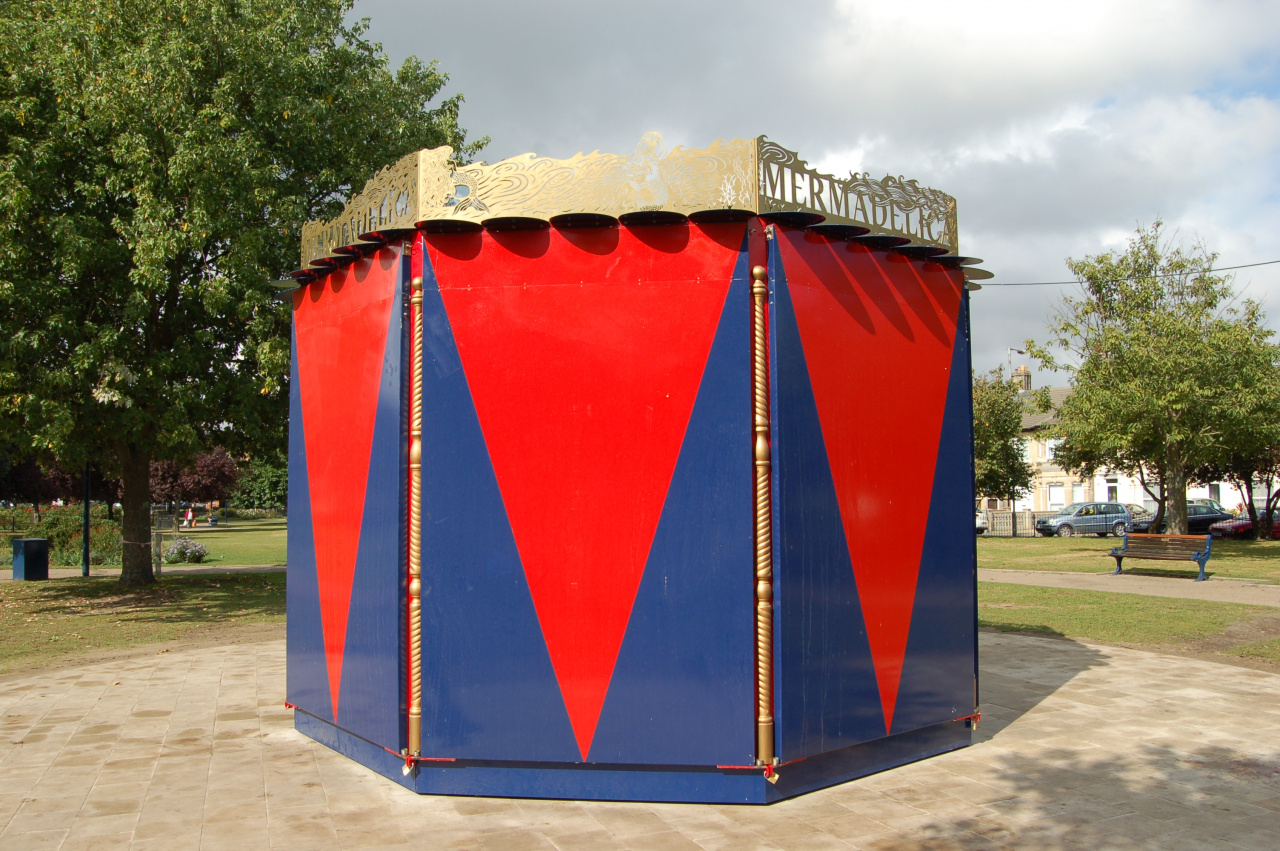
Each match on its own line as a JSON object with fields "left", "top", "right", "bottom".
{"left": 81, "top": 463, "right": 90, "bottom": 577}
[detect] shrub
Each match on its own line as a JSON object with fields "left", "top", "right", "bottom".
{"left": 164, "top": 536, "right": 207, "bottom": 564}
{"left": 225, "top": 507, "right": 284, "bottom": 520}
{"left": 8, "top": 505, "right": 125, "bottom": 566}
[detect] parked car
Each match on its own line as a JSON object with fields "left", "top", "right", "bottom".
{"left": 1130, "top": 504, "right": 1235, "bottom": 535}
{"left": 1035, "top": 502, "right": 1132, "bottom": 538}
{"left": 975, "top": 510, "right": 987, "bottom": 536}
{"left": 1189, "top": 498, "right": 1230, "bottom": 513}
{"left": 1126, "top": 503, "right": 1153, "bottom": 520}
{"left": 1209, "top": 515, "right": 1280, "bottom": 540}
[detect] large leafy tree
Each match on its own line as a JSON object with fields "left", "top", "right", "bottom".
{"left": 1028, "top": 222, "right": 1271, "bottom": 534}
{"left": 0, "top": 0, "right": 484, "bottom": 585}
{"left": 972, "top": 369, "right": 1037, "bottom": 522}
{"left": 1190, "top": 348, "right": 1280, "bottom": 539}
{"left": 151, "top": 447, "right": 240, "bottom": 506}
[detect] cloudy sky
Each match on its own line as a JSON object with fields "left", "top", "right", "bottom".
{"left": 356, "top": 0, "right": 1280, "bottom": 384}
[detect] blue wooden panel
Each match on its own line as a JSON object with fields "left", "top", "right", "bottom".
{"left": 769, "top": 238, "right": 885, "bottom": 761}
{"left": 589, "top": 241, "right": 755, "bottom": 766}
{"left": 295, "top": 710, "right": 969, "bottom": 804}
{"left": 416, "top": 252, "right": 580, "bottom": 762}
{"left": 891, "top": 293, "right": 978, "bottom": 735}
{"left": 336, "top": 257, "right": 408, "bottom": 750}
{"left": 286, "top": 327, "right": 333, "bottom": 722}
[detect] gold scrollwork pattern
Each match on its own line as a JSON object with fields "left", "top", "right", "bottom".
{"left": 756, "top": 139, "right": 958, "bottom": 253}
{"left": 418, "top": 133, "right": 758, "bottom": 222}
{"left": 300, "top": 133, "right": 964, "bottom": 268}
{"left": 301, "top": 152, "right": 420, "bottom": 265}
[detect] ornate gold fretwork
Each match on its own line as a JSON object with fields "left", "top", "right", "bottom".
{"left": 751, "top": 264, "right": 775, "bottom": 766}
{"left": 299, "top": 134, "right": 967, "bottom": 268}
{"left": 407, "top": 272, "right": 424, "bottom": 756}
{"left": 756, "top": 139, "right": 958, "bottom": 252}
{"left": 301, "top": 153, "right": 420, "bottom": 267}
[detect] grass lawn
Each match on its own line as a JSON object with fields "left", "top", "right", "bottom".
{"left": 977, "top": 534, "right": 1280, "bottom": 583}
{"left": 0, "top": 573, "right": 285, "bottom": 677}
{"left": 174, "top": 516, "right": 287, "bottom": 566}
{"left": 978, "top": 581, "right": 1280, "bottom": 666}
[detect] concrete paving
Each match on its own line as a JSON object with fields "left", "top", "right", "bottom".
{"left": 978, "top": 568, "right": 1280, "bottom": 607}
{"left": 2, "top": 633, "right": 1279, "bottom": 850}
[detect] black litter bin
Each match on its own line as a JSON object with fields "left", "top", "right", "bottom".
{"left": 12, "top": 538, "right": 49, "bottom": 580}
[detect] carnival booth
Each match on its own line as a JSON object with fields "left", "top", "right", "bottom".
{"left": 281, "top": 134, "right": 989, "bottom": 804}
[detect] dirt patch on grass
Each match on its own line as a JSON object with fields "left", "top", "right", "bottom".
{"left": 0, "top": 621, "right": 284, "bottom": 685}
{"left": 983, "top": 610, "right": 1280, "bottom": 674}
{"left": 0, "top": 574, "right": 285, "bottom": 680}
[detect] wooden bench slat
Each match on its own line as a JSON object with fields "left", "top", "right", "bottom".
{"left": 1110, "top": 532, "right": 1212, "bottom": 581}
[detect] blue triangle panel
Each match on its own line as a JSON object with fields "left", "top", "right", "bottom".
{"left": 338, "top": 254, "right": 408, "bottom": 749}
{"left": 416, "top": 248, "right": 580, "bottom": 763}
{"left": 286, "top": 324, "right": 333, "bottom": 723}
{"left": 891, "top": 292, "right": 978, "bottom": 735}
{"left": 590, "top": 239, "right": 755, "bottom": 766}
{"left": 769, "top": 235, "right": 885, "bottom": 761}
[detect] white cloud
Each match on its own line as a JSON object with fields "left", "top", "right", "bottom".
{"left": 355, "top": 0, "right": 1280, "bottom": 384}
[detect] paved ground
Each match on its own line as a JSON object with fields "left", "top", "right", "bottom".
{"left": 2, "top": 633, "right": 1279, "bottom": 850}
{"left": 978, "top": 568, "right": 1280, "bottom": 607}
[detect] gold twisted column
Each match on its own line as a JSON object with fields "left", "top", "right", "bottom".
{"left": 407, "top": 273, "right": 424, "bottom": 756}
{"left": 751, "top": 264, "right": 775, "bottom": 765}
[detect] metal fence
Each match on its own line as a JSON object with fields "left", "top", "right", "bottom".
{"left": 982, "top": 510, "right": 1056, "bottom": 537}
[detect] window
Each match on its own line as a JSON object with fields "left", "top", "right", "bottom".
{"left": 1047, "top": 483, "right": 1065, "bottom": 510}
{"left": 1072, "top": 482, "right": 1084, "bottom": 503}
{"left": 1106, "top": 478, "right": 1119, "bottom": 502}
{"left": 1209, "top": 483, "right": 1221, "bottom": 503}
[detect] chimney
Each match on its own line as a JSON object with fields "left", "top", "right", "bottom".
{"left": 1013, "top": 364, "right": 1031, "bottom": 392}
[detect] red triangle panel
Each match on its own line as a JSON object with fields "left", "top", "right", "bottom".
{"left": 426, "top": 224, "right": 742, "bottom": 759}
{"left": 776, "top": 230, "right": 962, "bottom": 733}
{"left": 293, "top": 251, "right": 399, "bottom": 717}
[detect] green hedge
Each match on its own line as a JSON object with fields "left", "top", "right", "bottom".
{"left": 0, "top": 505, "right": 122, "bottom": 565}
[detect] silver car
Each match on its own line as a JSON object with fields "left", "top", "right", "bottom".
{"left": 1035, "top": 502, "right": 1132, "bottom": 538}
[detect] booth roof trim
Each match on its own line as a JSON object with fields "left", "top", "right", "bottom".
{"left": 294, "top": 133, "right": 986, "bottom": 285}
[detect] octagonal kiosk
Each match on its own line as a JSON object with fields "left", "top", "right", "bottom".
{"left": 282, "top": 134, "right": 989, "bottom": 803}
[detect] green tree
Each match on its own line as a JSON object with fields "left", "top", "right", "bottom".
{"left": 972, "top": 369, "right": 1037, "bottom": 533}
{"left": 1190, "top": 346, "right": 1280, "bottom": 539}
{"left": 235, "top": 450, "right": 289, "bottom": 511}
{"left": 1028, "top": 222, "right": 1270, "bottom": 534}
{"left": 0, "top": 0, "right": 484, "bottom": 585}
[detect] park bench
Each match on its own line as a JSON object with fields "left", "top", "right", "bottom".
{"left": 1110, "top": 532, "right": 1212, "bottom": 581}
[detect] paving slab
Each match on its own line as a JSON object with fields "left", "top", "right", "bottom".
{"left": 1, "top": 633, "right": 1279, "bottom": 849}
{"left": 979, "top": 568, "right": 1280, "bottom": 607}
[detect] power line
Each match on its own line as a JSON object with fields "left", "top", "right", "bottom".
{"left": 981, "top": 258, "right": 1280, "bottom": 287}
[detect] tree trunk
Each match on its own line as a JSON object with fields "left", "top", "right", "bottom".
{"left": 1241, "top": 479, "right": 1259, "bottom": 540}
{"left": 1140, "top": 466, "right": 1165, "bottom": 532}
{"left": 118, "top": 444, "right": 156, "bottom": 587}
{"left": 1164, "top": 450, "right": 1189, "bottom": 535}
{"left": 1265, "top": 481, "right": 1280, "bottom": 541}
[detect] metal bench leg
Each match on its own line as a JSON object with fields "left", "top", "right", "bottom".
{"left": 1195, "top": 559, "right": 1207, "bottom": 581}
{"left": 1112, "top": 556, "right": 1123, "bottom": 576}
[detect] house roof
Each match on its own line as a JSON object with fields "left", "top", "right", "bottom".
{"left": 1021, "top": 386, "right": 1071, "bottom": 432}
